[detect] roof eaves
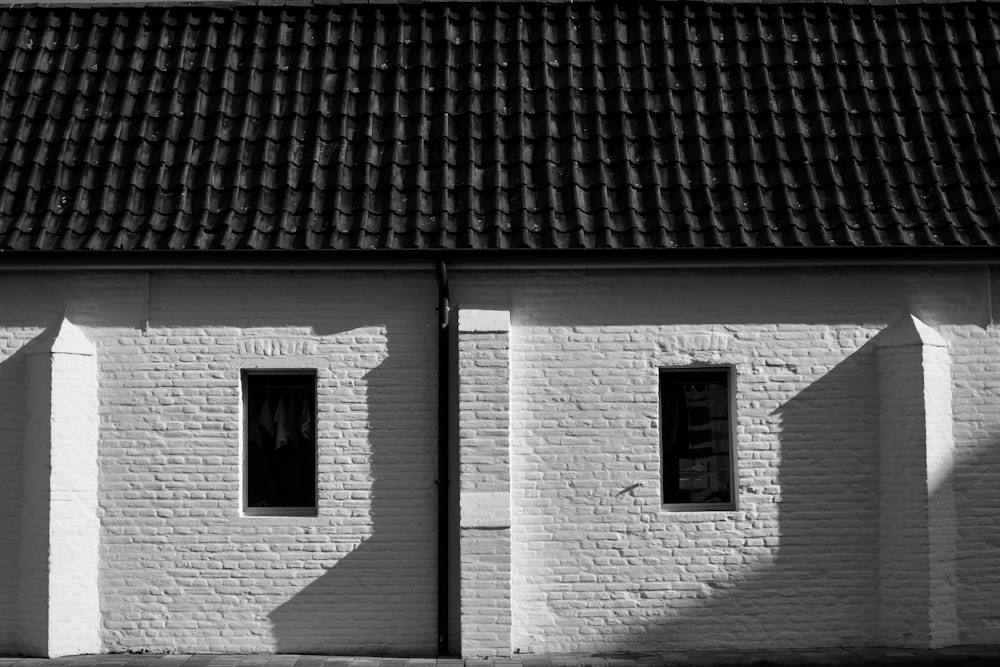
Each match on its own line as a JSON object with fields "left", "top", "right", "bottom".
{"left": 2, "top": 246, "right": 1000, "bottom": 271}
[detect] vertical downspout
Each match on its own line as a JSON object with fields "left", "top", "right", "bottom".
{"left": 436, "top": 260, "right": 451, "bottom": 656}
{"left": 988, "top": 265, "right": 994, "bottom": 327}
{"left": 143, "top": 271, "right": 152, "bottom": 332}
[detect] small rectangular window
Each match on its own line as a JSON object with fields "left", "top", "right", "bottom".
{"left": 660, "top": 368, "right": 735, "bottom": 509}
{"left": 243, "top": 371, "right": 317, "bottom": 516}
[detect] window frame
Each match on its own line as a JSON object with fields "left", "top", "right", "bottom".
{"left": 659, "top": 366, "right": 738, "bottom": 512}
{"left": 241, "top": 369, "right": 319, "bottom": 517}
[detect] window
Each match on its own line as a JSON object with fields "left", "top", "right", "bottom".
{"left": 660, "top": 367, "right": 735, "bottom": 509}
{"left": 243, "top": 371, "right": 317, "bottom": 516}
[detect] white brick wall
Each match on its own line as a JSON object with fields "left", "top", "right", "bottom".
{"left": 0, "top": 265, "right": 998, "bottom": 655}
{"left": 947, "top": 270, "right": 1000, "bottom": 645}
{"left": 458, "top": 309, "right": 512, "bottom": 656}
{"left": 19, "top": 352, "right": 52, "bottom": 655}
{"left": 1, "top": 272, "right": 148, "bottom": 653}
{"left": 102, "top": 272, "right": 439, "bottom": 654}
{"left": 1, "top": 271, "right": 439, "bottom": 655}
{"left": 497, "top": 270, "right": 883, "bottom": 652}
{"left": 454, "top": 266, "right": 998, "bottom": 653}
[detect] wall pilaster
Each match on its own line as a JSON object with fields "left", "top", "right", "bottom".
{"left": 875, "top": 314, "right": 957, "bottom": 648}
{"left": 20, "top": 319, "right": 101, "bottom": 657}
{"left": 457, "top": 309, "right": 512, "bottom": 657}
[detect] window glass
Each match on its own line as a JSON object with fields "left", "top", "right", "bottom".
{"left": 660, "top": 368, "right": 734, "bottom": 508}
{"left": 244, "top": 371, "right": 317, "bottom": 514}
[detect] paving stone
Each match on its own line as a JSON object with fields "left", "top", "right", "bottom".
{"left": 6, "top": 648, "right": 1000, "bottom": 667}
{"left": 694, "top": 652, "right": 752, "bottom": 666}
{"left": 546, "top": 657, "right": 580, "bottom": 667}
{"left": 844, "top": 647, "right": 910, "bottom": 662}
{"left": 229, "top": 659, "right": 268, "bottom": 667}
{"left": 632, "top": 657, "right": 665, "bottom": 667}
{"left": 742, "top": 649, "right": 804, "bottom": 666}
{"left": 789, "top": 650, "right": 854, "bottom": 665}
{"left": 517, "top": 657, "right": 551, "bottom": 667}
{"left": 121, "top": 658, "right": 165, "bottom": 667}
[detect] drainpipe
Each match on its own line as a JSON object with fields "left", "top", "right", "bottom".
{"left": 435, "top": 259, "right": 451, "bottom": 656}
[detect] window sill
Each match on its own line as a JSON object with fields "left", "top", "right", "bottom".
{"left": 242, "top": 506, "right": 318, "bottom": 518}
{"left": 661, "top": 502, "right": 737, "bottom": 513}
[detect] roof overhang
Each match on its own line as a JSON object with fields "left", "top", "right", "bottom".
{"left": 2, "top": 247, "right": 1000, "bottom": 271}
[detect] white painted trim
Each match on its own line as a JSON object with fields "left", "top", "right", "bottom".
{"left": 458, "top": 308, "right": 511, "bottom": 333}
{"left": 28, "top": 317, "right": 96, "bottom": 357}
{"left": 460, "top": 491, "right": 511, "bottom": 529}
{"left": 876, "top": 313, "right": 948, "bottom": 349}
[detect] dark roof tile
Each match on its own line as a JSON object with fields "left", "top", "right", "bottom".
{"left": 1, "top": 2, "right": 999, "bottom": 252}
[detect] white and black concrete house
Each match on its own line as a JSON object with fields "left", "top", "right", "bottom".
{"left": 1, "top": 0, "right": 1000, "bottom": 659}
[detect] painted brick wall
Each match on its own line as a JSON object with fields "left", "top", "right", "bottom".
{"left": 40, "top": 321, "right": 102, "bottom": 657}
{"left": 18, "top": 353, "right": 52, "bottom": 655}
{"left": 0, "top": 272, "right": 150, "bottom": 654}
{"left": 458, "top": 310, "right": 512, "bottom": 656}
{"left": 875, "top": 318, "right": 958, "bottom": 648}
{"left": 1, "top": 265, "right": 1000, "bottom": 655}
{"left": 453, "top": 265, "right": 998, "bottom": 653}
{"left": 0, "top": 270, "right": 439, "bottom": 655}
{"left": 947, "top": 268, "right": 1000, "bottom": 645}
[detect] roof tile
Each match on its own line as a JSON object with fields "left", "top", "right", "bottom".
{"left": 0, "top": 2, "right": 999, "bottom": 252}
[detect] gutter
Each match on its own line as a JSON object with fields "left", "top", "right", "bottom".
{"left": 435, "top": 259, "right": 452, "bottom": 657}
{"left": 4, "top": 246, "right": 1000, "bottom": 271}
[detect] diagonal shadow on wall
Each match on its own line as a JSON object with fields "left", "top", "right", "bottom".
{"left": 0, "top": 344, "right": 31, "bottom": 653}
{"left": 0, "top": 322, "right": 103, "bottom": 656}
{"left": 522, "top": 338, "right": 885, "bottom": 653}
{"left": 490, "top": 268, "right": 1000, "bottom": 653}
{"left": 508, "top": 334, "right": 878, "bottom": 651}
{"left": 89, "top": 272, "right": 441, "bottom": 655}
{"left": 268, "top": 324, "right": 439, "bottom": 655}
{"left": 581, "top": 332, "right": 1000, "bottom": 653}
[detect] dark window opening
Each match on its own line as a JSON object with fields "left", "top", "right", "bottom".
{"left": 244, "top": 371, "right": 317, "bottom": 514}
{"left": 660, "top": 368, "right": 734, "bottom": 508}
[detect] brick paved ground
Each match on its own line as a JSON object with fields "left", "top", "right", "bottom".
{"left": 3, "top": 647, "right": 1000, "bottom": 667}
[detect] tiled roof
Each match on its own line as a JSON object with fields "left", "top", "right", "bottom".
{"left": 0, "top": 2, "right": 999, "bottom": 252}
